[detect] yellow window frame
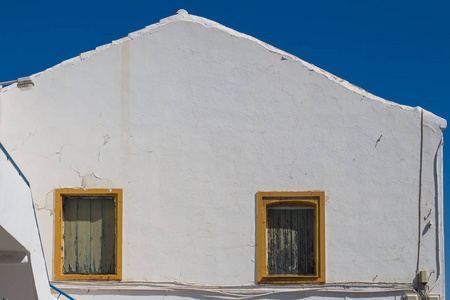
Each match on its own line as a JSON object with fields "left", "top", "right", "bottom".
{"left": 54, "top": 189, "right": 123, "bottom": 281}
{"left": 257, "top": 191, "right": 325, "bottom": 283}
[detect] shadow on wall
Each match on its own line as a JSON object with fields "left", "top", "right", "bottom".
{"left": 0, "top": 226, "right": 38, "bottom": 300}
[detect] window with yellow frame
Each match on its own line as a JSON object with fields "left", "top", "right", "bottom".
{"left": 54, "top": 189, "right": 122, "bottom": 280}
{"left": 257, "top": 191, "right": 325, "bottom": 283}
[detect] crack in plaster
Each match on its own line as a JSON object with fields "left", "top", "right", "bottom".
{"left": 82, "top": 172, "right": 102, "bottom": 187}
{"left": 10, "top": 124, "right": 39, "bottom": 152}
{"left": 34, "top": 190, "right": 54, "bottom": 212}
{"left": 224, "top": 244, "right": 255, "bottom": 250}
{"left": 279, "top": 82, "right": 295, "bottom": 103}
{"left": 71, "top": 169, "right": 113, "bottom": 188}
{"left": 72, "top": 167, "right": 83, "bottom": 179}
{"left": 54, "top": 144, "right": 69, "bottom": 163}
{"left": 34, "top": 202, "right": 53, "bottom": 212}
{"left": 97, "top": 134, "right": 111, "bottom": 161}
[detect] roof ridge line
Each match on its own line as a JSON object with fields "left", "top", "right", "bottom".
{"left": 1, "top": 9, "right": 446, "bottom": 128}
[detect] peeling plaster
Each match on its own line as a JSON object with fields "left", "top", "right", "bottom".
{"left": 70, "top": 168, "right": 112, "bottom": 188}
{"left": 97, "top": 134, "right": 111, "bottom": 161}
{"left": 34, "top": 190, "right": 54, "bottom": 213}
{"left": 81, "top": 172, "right": 112, "bottom": 188}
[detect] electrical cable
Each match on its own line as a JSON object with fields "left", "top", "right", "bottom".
{"left": 415, "top": 109, "right": 424, "bottom": 287}
{"left": 52, "top": 281, "right": 415, "bottom": 299}
{"left": 428, "top": 138, "right": 444, "bottom": 293}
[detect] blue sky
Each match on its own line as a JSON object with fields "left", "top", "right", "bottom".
{"left": 1, "top": 0, "right": 449, "bottom": 292}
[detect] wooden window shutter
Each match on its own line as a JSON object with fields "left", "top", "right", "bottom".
{"left": 62, "top": 197, "right": 116, "bottom": 275}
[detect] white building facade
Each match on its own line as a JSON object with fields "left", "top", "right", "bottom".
{"left": 0, "top": 10, "right": 445, "bottom": 300}
{"left": 0, "top": 144, "right": 51, "bottom": 300}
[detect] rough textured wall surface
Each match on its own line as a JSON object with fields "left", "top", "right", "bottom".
{"left": 0, "top": 11, "right": 445, "bottom": 300}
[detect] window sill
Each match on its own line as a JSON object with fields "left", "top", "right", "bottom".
{"left": 258, "top": 275, "right": 325, "bottom": 284}
{"left": 53, "top": 274, "right": 122, "bottom": 281}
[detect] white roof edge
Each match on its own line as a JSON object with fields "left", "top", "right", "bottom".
{"left": 423, "top": 108, "right": 447, "bottom": 130}
{"left": 0, "top": 10, "right": 446, "bottom": 129}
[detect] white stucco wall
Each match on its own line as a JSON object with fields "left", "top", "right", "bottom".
{"left": 0, "top": 146, "right": 51, "bottom": 300}
{"left": 0, "top": 11, "right": 445, "bottom": 300}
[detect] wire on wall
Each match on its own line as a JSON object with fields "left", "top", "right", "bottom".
{"left": 415, "top": 108, "right": 424, "bottom": 284}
